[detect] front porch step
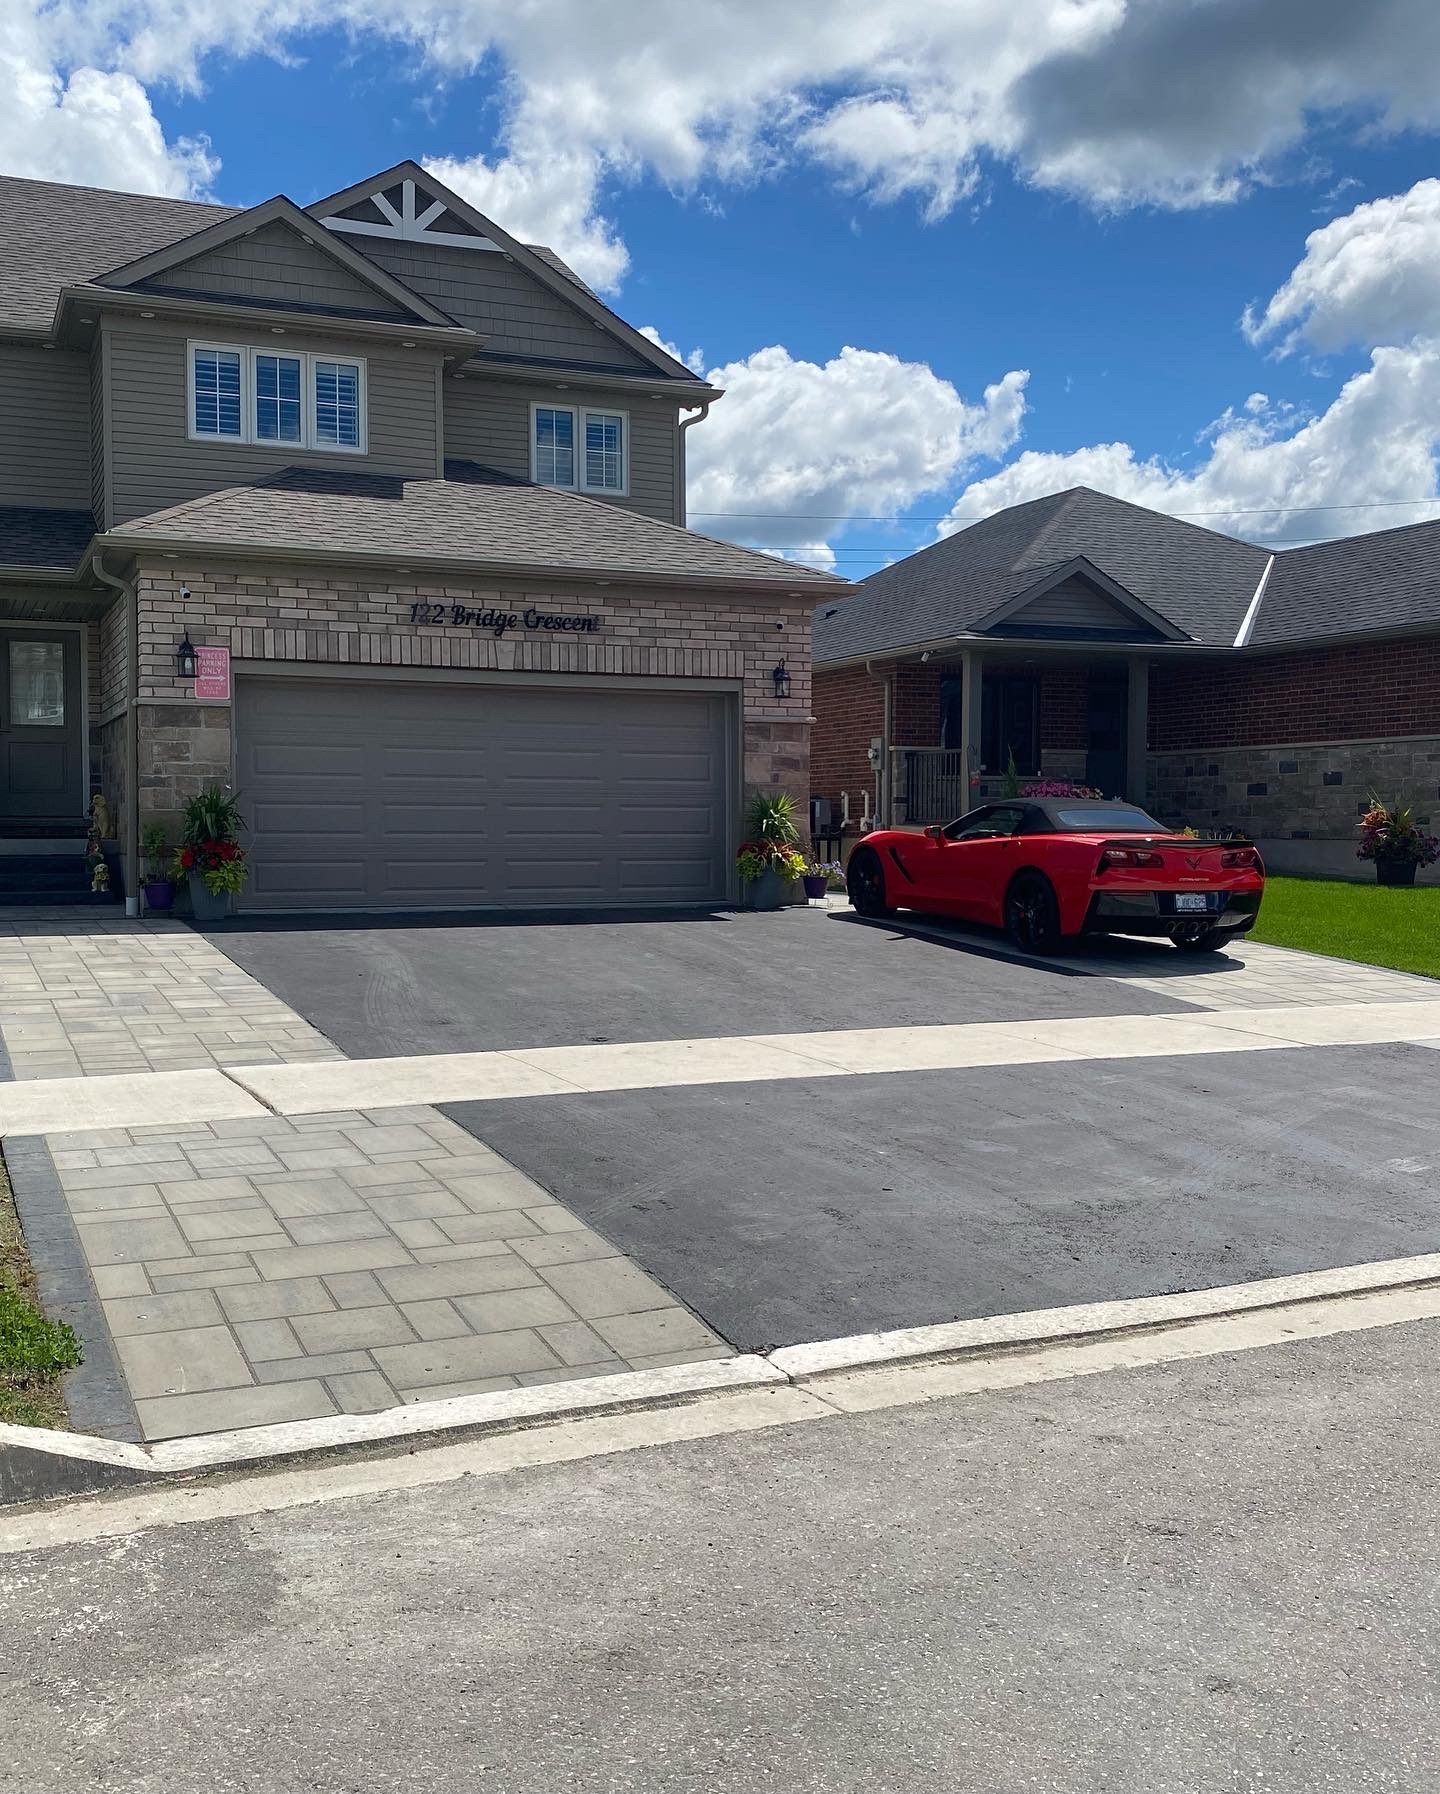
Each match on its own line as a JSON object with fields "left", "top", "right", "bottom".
{"left": 0, "top": 889, "right": 118, "bottom": 907}
{"left": 0, "top": 821, "right": 89, "bottom": 841}
{"left": 0, "top": 853, "right": 118, "bottom": 904}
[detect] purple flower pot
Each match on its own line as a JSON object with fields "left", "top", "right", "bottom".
{"left": 142, "top": 879, "right": 174, "bottom": 912}
{"left": 801, "top": 874, "right": 830, "bottom": 899}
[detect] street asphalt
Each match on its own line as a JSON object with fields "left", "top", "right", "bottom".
{"left": 5, "top": 1319, "right": 1438, "bottom": 1793}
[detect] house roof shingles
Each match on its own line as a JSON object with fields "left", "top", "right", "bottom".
{"left": 0, "top": 505, "right": 96, "bottom": 573}
{"left": 814, "top": 487, "right": 1271, "bottom": 664}
{"left": 104, "top": 462, "right": 843, "bottom": 592}
{"left": 1254, "top": 515, "right": 1440, "bottom": 648}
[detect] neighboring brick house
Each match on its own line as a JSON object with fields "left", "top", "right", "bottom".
{"left": 812, "top": 485, "right": 1440, "bottom": 881}
{"left": 0, "top": 162, "right": 840, "bottom": 909}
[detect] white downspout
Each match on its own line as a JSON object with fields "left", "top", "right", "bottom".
{"left": 676, "top": 401, "right": 711, "bottom": 527}
{"left": 89, "top": 550, "right": 140, "bottom": 917}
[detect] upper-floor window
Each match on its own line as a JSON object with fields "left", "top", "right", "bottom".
{"left": 531, "top": 403, "right": 627, "bottom": 495}
{"left": 189, "top": 343, "right": 367, "bottom": 453}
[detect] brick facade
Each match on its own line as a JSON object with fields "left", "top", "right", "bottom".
{"left": 1149, "top": 638, "right": 1440, "bottom": 751}
{"left": 118, "top": 561, "right": 812, "bottom": 884}
{"left": 810, "top": 664, "right": 884, "bottom": 828}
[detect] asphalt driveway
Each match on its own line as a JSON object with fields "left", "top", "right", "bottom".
{"left": 206, "top": 905, "right": 1194, "bottom": 1057}
{"left": 203, "top": 907, "right": 1440, "bottom": 1352}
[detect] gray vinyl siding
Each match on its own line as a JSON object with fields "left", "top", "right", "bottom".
{"left": 138, "top": 220, "right": 409, "bottom": 316}
{"left": 353, "top": 238, "right": 650, "bottom": 369}
{"left": 444, "top": 376, "right": 683, "bottom": 525}
{"left": 90, "top": 337, "right": 109, "bottom": 526}
{"left": 105, "top": 316, "right": 444, "bottom": 523}
{"left": 0, "top": 343, "right": 91, "bottom": 509}
{"left": 1006, "top": 576, "right": 1142, "bottom": 631}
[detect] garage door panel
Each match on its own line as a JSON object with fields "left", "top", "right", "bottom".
{"left": 236, "top": 677, "right": 732, "bottom": 911}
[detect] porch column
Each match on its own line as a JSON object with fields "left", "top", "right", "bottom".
{"left": 960, "top": 648, "right": 983, "bottom": 800}
{"left": 1126, "top": 656, "right": 1150, "bottom": 804}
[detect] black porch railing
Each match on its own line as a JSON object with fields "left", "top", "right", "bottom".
{"left": 893, "top": 747, "right": 969, "bottom": 825}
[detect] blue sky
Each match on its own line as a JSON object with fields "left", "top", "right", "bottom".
{"left": 13, "top": 2, "right": 1440, "bottom": 576}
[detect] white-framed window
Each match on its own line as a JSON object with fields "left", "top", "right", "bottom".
{"left": 253, "top": 352, "right": 303, "bottom": 444}
{"left": 188, "top": 343, "right": 367, "bottom": 453}
{"left": 313, "top": 358, "right": 364, "bottom": 450}
{"left": 531, "top": 402, "right": 628, "bottom": 495}
{"left": 190, "top": 345, "right": 244, "bottom": 440}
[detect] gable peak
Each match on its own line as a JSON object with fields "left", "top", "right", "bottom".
{"left": 314, "top": 166, "right": 501, "bottom": 254}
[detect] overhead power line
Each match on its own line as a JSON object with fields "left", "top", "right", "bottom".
{"left": 689, "top": 494, "right": 1440, "bottom": 523}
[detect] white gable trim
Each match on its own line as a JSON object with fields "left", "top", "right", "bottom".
{"left": 323, "top": 177, "right": 503, "bottom": 253}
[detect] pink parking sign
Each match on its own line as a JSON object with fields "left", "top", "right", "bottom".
{"left": 194, "top": 646, "right": 231, "bottom": 701}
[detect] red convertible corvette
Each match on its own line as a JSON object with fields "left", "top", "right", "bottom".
{"left": 846, "top": 797, "right": 1264, "bottom": 955}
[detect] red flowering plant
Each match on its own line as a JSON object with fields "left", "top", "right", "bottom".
{"left": 171, "top": 785, "right": 250, "bottom": 896}
{"left": 1356, "top": 798, "right": 1439, "bottom": 869}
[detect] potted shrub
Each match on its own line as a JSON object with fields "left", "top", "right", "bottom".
{"left": 1357, "top": 798, "right": 1439, "bottom": 886}
{"left": 737, "top": 792, "right": 806, "bottom": 909}
{"left": 140, "top": 823, "right": 174, "bottom": 912}
{"left": 174, "top": 785, "right": 249, "bottom": 921}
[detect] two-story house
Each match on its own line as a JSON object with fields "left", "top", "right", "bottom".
{"left": 0, "top": 161, "right": 840, "bottom": 910}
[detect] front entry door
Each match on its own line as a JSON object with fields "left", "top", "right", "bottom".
{"left": 0, "top": 631, "right": 83, "bottom": 821}
{"left": 1085, "top": 668, "right": 1128, "bottom": 799}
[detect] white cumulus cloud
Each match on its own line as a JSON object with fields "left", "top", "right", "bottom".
{"left": 1245, "top": 177, "right": 1440, "bottom": 354}
{"left": 681, "top": 345, "right": 1027, "bottom": 565}
{"left": 940, "top": 344, "right": 1440, "bottom": 545}
{"left": 16, "top": 0, "right": 1440, "bottom": 292}
{"left": 0, "top": 9, "right": 214, "bottom": 195}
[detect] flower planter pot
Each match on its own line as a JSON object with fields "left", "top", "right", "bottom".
{"left": 1375, "top": 858, "right": 1418, "bottom": 887}
{"left": 142, "top": 879, "right": 175, "bottom": 913}
{"left": 801, "top": 873, "right": 830, "bottom": 900}
{"left": 744, "top": 867, "right": 786, "bottom": 910}
{"left": 188, "top": 872, "right": 233, "bottom": 921}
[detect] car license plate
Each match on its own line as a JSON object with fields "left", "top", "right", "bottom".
{"left": 1174, "top": 892, "right": 1209, "bottom": 912}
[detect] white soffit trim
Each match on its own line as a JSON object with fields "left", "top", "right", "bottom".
{"left": 1233, "top": 554, "right": 1275, "bottom": 648}
{"left": 323, "top": 176, "right": 502, "bottom": 253}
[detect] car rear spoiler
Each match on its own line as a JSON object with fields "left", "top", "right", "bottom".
{"left": 1097, "top": 835, "right": 1256, "bottom": 850}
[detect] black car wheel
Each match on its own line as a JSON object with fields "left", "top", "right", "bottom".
{"left": 1174, "top": 926, "right": 1231, "bottom": 953}
{"left": 846, "top": 848, "right": 893, "bottom": 917}
{"left": 1005, "top": 872, "right": 1062, "bottom": 955}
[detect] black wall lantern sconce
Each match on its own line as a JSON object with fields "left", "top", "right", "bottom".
{"left": 176, "top": 633, "right": 197, "bottom": 680}
{"left": 770, "top": 657, "right": 791, "bottom": 700}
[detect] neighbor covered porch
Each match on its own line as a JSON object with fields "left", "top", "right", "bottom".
{"left": 882, "top": 646, "right": 1153, "bottom": 826}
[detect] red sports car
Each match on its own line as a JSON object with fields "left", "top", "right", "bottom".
{"left": 845, "top": 797, "right": 1264, "bottom": 955}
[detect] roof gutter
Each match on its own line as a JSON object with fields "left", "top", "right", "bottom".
{"left": 52, "top": 286, "right": 484, "bottom": 354}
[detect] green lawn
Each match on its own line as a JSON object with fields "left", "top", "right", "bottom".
{"left": 1, "top": 1163, "right": 80, "bottom": 1429}
{"left": 1250, "top": 876, "right": 1440, "bottom": 979}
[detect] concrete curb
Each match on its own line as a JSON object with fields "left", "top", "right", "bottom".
{"left": 8, "top": 1251, "right": 1440, "bottom": 1508}
{"left": 1, "top": 1356, "right": 781, "bottom": 1505}
{"left": 767, "top": 1252, "right": 1440, "bottom": 1379}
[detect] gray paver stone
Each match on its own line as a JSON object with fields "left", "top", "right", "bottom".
{"left": 116, "top": 1326, "right": 253, "bottom": 1398}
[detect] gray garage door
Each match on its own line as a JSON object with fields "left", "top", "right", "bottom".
{"left": 234, "top": 676, "right": 734, "bottom": 911}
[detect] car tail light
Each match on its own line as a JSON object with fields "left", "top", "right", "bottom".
{"left": 1222, "top": 848, "right": 1259, "bottom": 869}
{"left": 1098, "top": 847, "right": 1163, "bottom": 870}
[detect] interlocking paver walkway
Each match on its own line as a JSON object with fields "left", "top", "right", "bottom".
{"left": 0, "top": 913, "right": 338, "bottom": 1078}
{"left": 48, "top": 1107, "right": 728, "bottom": 1439}
{"left": 0, "top": 914, "right": 728, "bottom": 1440}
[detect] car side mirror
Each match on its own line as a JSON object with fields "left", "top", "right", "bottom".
{"left": 923, "top": 825, "right": 945, "bottom": 840}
